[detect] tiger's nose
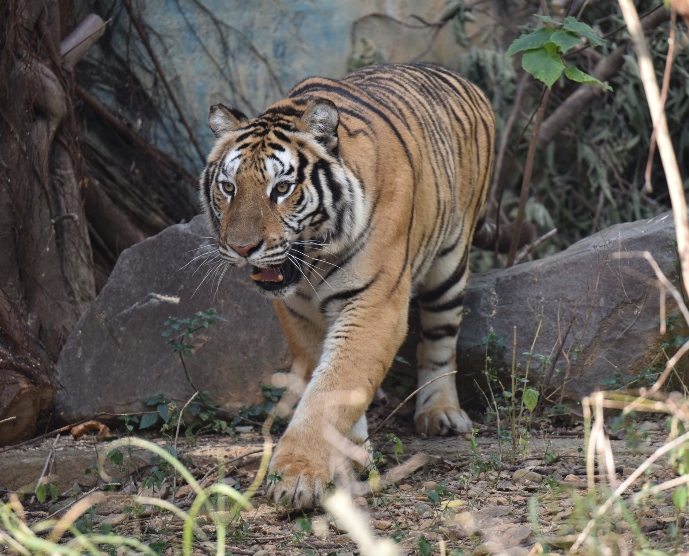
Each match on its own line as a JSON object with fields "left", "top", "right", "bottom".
{"left": 228, "top": 243, "right": 259, "bottom": 258}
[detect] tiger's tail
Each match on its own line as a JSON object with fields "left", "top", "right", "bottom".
{"left": 472, "top": 220, "right": 536, "bottom": 254}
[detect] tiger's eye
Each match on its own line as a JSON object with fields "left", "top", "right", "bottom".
{"left": 276, "top": 182, "right": 290, "bottom": 194}
{"left": 221, "top": 182, "right": 235, "bottom": 195}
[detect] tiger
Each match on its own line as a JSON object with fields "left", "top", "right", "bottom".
{"left": 199, "top": 62, "right": 525, "bottom": 509}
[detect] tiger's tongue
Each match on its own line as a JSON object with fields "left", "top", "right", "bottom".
{"left": 251, "top": 267, "right": 283, "bottom": 282}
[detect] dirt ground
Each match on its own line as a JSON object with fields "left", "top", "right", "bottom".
{"left": 2, "top": 413, "right": 688, "bottom": 556}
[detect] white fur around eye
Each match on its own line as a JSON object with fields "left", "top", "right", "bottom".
{"left": 217, "top": 179, "right": 236, "bottom": 199}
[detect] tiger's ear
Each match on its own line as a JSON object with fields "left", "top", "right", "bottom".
{"left": 298, "top": 98, "right": 339, "bottom": 152}
{"left": 209, "top": 104, "right": 247, "bottom": 138}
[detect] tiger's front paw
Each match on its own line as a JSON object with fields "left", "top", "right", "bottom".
{"left": 267, "top": 433, "right": 332, "bottom": 509}
{"left": 415, "top": 404, "right": 472, "bottom": 436}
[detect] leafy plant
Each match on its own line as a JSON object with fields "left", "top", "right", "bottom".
{"left": 507, "top": 15, "right": 610, "bottom": 90}
{"left": 417, "top": 534, "right": 431, "bottom": 556}
{"left": 386, "top": 433, "right": 405, "bottom": 464}
{"left": 425, "top": 481, "right": 448, "bottom": 505}
{"left": 34, "top": 483, "right": 58, "bottom": 503}
{"left": 238, "top": 383, "right": 288, "bottom": 432}
{"left": 162, "top": 308, "right": 226, "bottom": 393}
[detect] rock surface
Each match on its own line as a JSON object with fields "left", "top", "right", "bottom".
{"left": 56, "top": 212, "right": 681, "bottom": 421}
{"left": 455, "top": 211, "right": 681, "bottom": 400}
{"left": 54, "top": 216, "right": 289, "bottom": 422}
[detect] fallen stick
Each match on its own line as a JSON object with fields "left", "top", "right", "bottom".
{"left": 351, "top": 452, "right": 429, "bottom": 497}
{"left": 513, "top": 228, "right": 558, "bottom": 264}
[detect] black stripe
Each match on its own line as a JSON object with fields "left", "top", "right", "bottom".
{"left": 417, "top": 248, "right": 469, "bottom": 305}
{"left": 290, "top": 81, "right": 416, "bottom": 173}
{"left": 421, "top": 324, "right": 460, "bottom": 341}
{"left": 284, "top": 304, "right": 313, "bottom": 324}
{"left": 273, "top": 130, "right": 290, "bottom": 142}
{"left": 422, "top": 294, "right": 465, "bottom": 313}
{"left": 320, "top": 273, "right": 379, "bottom": 313}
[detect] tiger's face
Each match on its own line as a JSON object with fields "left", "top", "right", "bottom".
{"left": 199, "top": 99, "right": 346, "bottom": 298}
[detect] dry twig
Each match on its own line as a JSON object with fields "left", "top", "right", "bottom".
{"left": 514, "top": 228, "right": 558, "bottom": 264}
{"left": 644, "top": 9, "right": 677, "bottom": 192}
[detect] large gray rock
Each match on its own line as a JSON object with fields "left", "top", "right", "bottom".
{"left": 455, "top": 211, "right": 681, "bottom": 400}
{"left": 55, "top": 216, "right": 289, "bottom": 422}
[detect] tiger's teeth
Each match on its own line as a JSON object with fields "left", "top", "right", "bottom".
{"left": 250, "top": 272, "right": 262, "bottom": 281}
{"left": 277, "top": 274, "right": 284, "bottom": 282}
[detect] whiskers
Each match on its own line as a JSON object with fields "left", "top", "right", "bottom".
{"left": 180, "top": 241, "right": 232, "bottom": 300}
{"left": 179, "top": 242, "right": 218, "bottom": 271}
{"left": 288, "top": 252, "right": 335, "bottom": 294}
{"left": 191, "top": 257, "right": 231, "bottom": 299}
{"left": 293, "top": 239, "right": 335, "bottom": 257}
{"left": 287, "top": 253, "right": 322, "bottom": 300}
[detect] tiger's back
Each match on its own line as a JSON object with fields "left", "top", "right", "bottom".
{"left": 200, "top": 63, "right": 495, "bottom": 509}
{"left": 286, "top": 62, "right": 495, "bottom": 291}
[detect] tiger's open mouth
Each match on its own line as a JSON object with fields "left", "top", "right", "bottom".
{"left": 250, "top": 259, "right": 298, "bottom": 291}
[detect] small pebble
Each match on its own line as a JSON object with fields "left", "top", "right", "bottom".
{"left": 639, "top": 517, "right": 657, "bottom": 530}
{"left": 422, "top": 480, "right": 438, "bottom": 491}
{"left": 563, "top": 474, "right": 584, "bottom": 482}
{"left": 353, "top": 496, "right": 368, "bottom": 507}
{"left": 399, "top": 484, "right": 412, "bottom": 492}
{"left": 512, "top": 469, "right": 542, "bottom": 483}
{"left": 416, "top": 503, "right": 433, "bottom": 515}
{"left": 374, "top": 520, "right": 392, "bottom": 530}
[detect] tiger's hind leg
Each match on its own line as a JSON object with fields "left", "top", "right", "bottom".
{"left": 414, "top": 240, "right": 472, "bottom": 436}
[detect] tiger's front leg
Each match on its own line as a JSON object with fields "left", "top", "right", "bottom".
{"left": 268, "top": 284, "right": 409, "bottom": 509}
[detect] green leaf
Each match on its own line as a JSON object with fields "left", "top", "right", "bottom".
{"left": 139, "top": 413, "right": 160, "bottom": 430}
{"left": 157, "top": 404, "right": 171, "bottom": 423}
{"left": 418, "top": 535, "right": 431, "bottom": 556}
{"left": 35, "top": 484, "right": 47, "bottom": 502}
{"left": 562, "top": 16, "right": 605, "bottom": 46}
{"left": 507, "top": 27, "right": 555, "bottom": 56}
{"left": 427, "top": 489, "right": 440, "bottom": 504}
{"left": 50, "top": 483, "right": 58, "bottom": 501}
{"left": 534, "top": 14, "right": 562, "bottom": 26}
{"left": 564, "top": 66, "right": 613, "bottom": 91}
{"left": 394, "top": 437, "right": 404, "bottom": 456}
{"left": 296, "top": 517, "right": 312, "bottom": 533}
{"left": 550, "top": 30, "right": 581, "bottom": 52}
{"left": 674, "top": 484, "right": 688, "bottom": 510}
{"left": 522, "top": 47, "right": 564, "bottom": 88}
{"left": 108, "top": 448, "right": 124, "bottom": 467}
{"left": 523, "top": 388, "right": 539, "bottom": 411}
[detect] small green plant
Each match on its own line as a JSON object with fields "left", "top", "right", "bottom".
{"left": 118, "top": 414, "right": 140, "bottom": 433}
{"left": 386, "top": 433, "right": 404, "bottom": 464}
{"left": 34, "top": 483, "right": 58, "bottom": 503}
{"left": 468, "top": 428, "right": 501, "bottom": 479}
{"left": 507, "top": 14, "right": 610, "bottom": 90}
{"left": 267, "top": 470, "right": 283, "bottom": 485}
{"left": 480, "top": 318, "right": 544, "bottom": 463}
{"left": 238, "top": 384, "right": 288, "bottom": 432}
{"left": 162, "top": 308, "right": 226, "bottom": 392}
{"left": 425, "top": 481, "right": 448, "bottom": 505}
{"left": 417, "top": 534, "right": 431, "bottom": 556}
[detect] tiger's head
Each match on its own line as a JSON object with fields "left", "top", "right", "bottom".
{"left": 199, "top": 98, "right": 348, "bottom": 298}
